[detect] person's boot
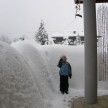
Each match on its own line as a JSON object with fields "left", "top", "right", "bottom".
{"left": 61, "top": 91, "right": 64, "bottom": 94}
{"left": 65, "top": 91, "right": 68, "bottom": 94}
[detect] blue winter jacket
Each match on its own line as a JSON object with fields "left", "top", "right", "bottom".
{"left": 59, "top": 61, "right": 72, "bottom": 76}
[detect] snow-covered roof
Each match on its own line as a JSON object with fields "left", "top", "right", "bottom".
{"left": 52, "top": 31, "right": 84, "bottom": 38}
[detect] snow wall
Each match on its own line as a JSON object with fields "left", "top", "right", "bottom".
{"left": 0, "top": 41, "right": 44, "bottom": 108}
{"left": 12, "top": 40, "right": 55, "bottom": 108}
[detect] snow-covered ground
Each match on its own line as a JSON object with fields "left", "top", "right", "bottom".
{"left": 0, "top": 39, "right": 108, "bottom": 108}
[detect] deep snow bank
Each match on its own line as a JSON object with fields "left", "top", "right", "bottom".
{"left": 12, "top": 40, "right": 55, "bottom": 107}
{"left": 0, "top": 41, "right": 44, "bottom": 108}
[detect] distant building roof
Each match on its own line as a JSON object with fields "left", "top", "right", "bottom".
{"left": 52, "top": 31, "right": 84, "bottom": 38}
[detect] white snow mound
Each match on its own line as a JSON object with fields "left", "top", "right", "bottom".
{"left": 0, "top": 41, "right": 44, "bottom": 108}
{"left": 12, "top": 41, "right": 54, "bottom": 99}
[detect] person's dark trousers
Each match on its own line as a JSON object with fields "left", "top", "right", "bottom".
{"left": 60, "top": 75, "right": 69, "bottom": 94}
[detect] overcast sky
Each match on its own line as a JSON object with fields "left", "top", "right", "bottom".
{"left": 0, "top": 0, "right": 84, "bottom": 38}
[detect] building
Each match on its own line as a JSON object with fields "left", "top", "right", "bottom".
{"left": 52, "top": 37, "right": 64, "bottom": 44}
{"left": 51, "top": 31, "right": 101, "bottom": 45}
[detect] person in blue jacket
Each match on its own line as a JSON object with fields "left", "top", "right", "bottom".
{"left": 57, "top": 55, "right": 72, "bottom": 94}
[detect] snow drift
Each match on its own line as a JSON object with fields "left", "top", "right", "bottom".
{"left": 12, "top": 40, "right": 55, "bottom": 107}
{"left": 12, "top": 41, "right": 54, "bottom": 98}
{"left": 0, "top": 41, "right": 44, "bottom": 108}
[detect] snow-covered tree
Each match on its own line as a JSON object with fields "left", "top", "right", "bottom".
{"left": 35, "top": 20, "right": 48, "bottom": 45}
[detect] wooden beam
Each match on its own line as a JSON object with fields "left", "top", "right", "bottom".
{"left": 74, "top": 0, "right": 108, "bottom": 4}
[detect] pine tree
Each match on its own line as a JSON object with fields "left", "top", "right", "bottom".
{"left": 35, "top": 20, "right": 48, "bottom": 45}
